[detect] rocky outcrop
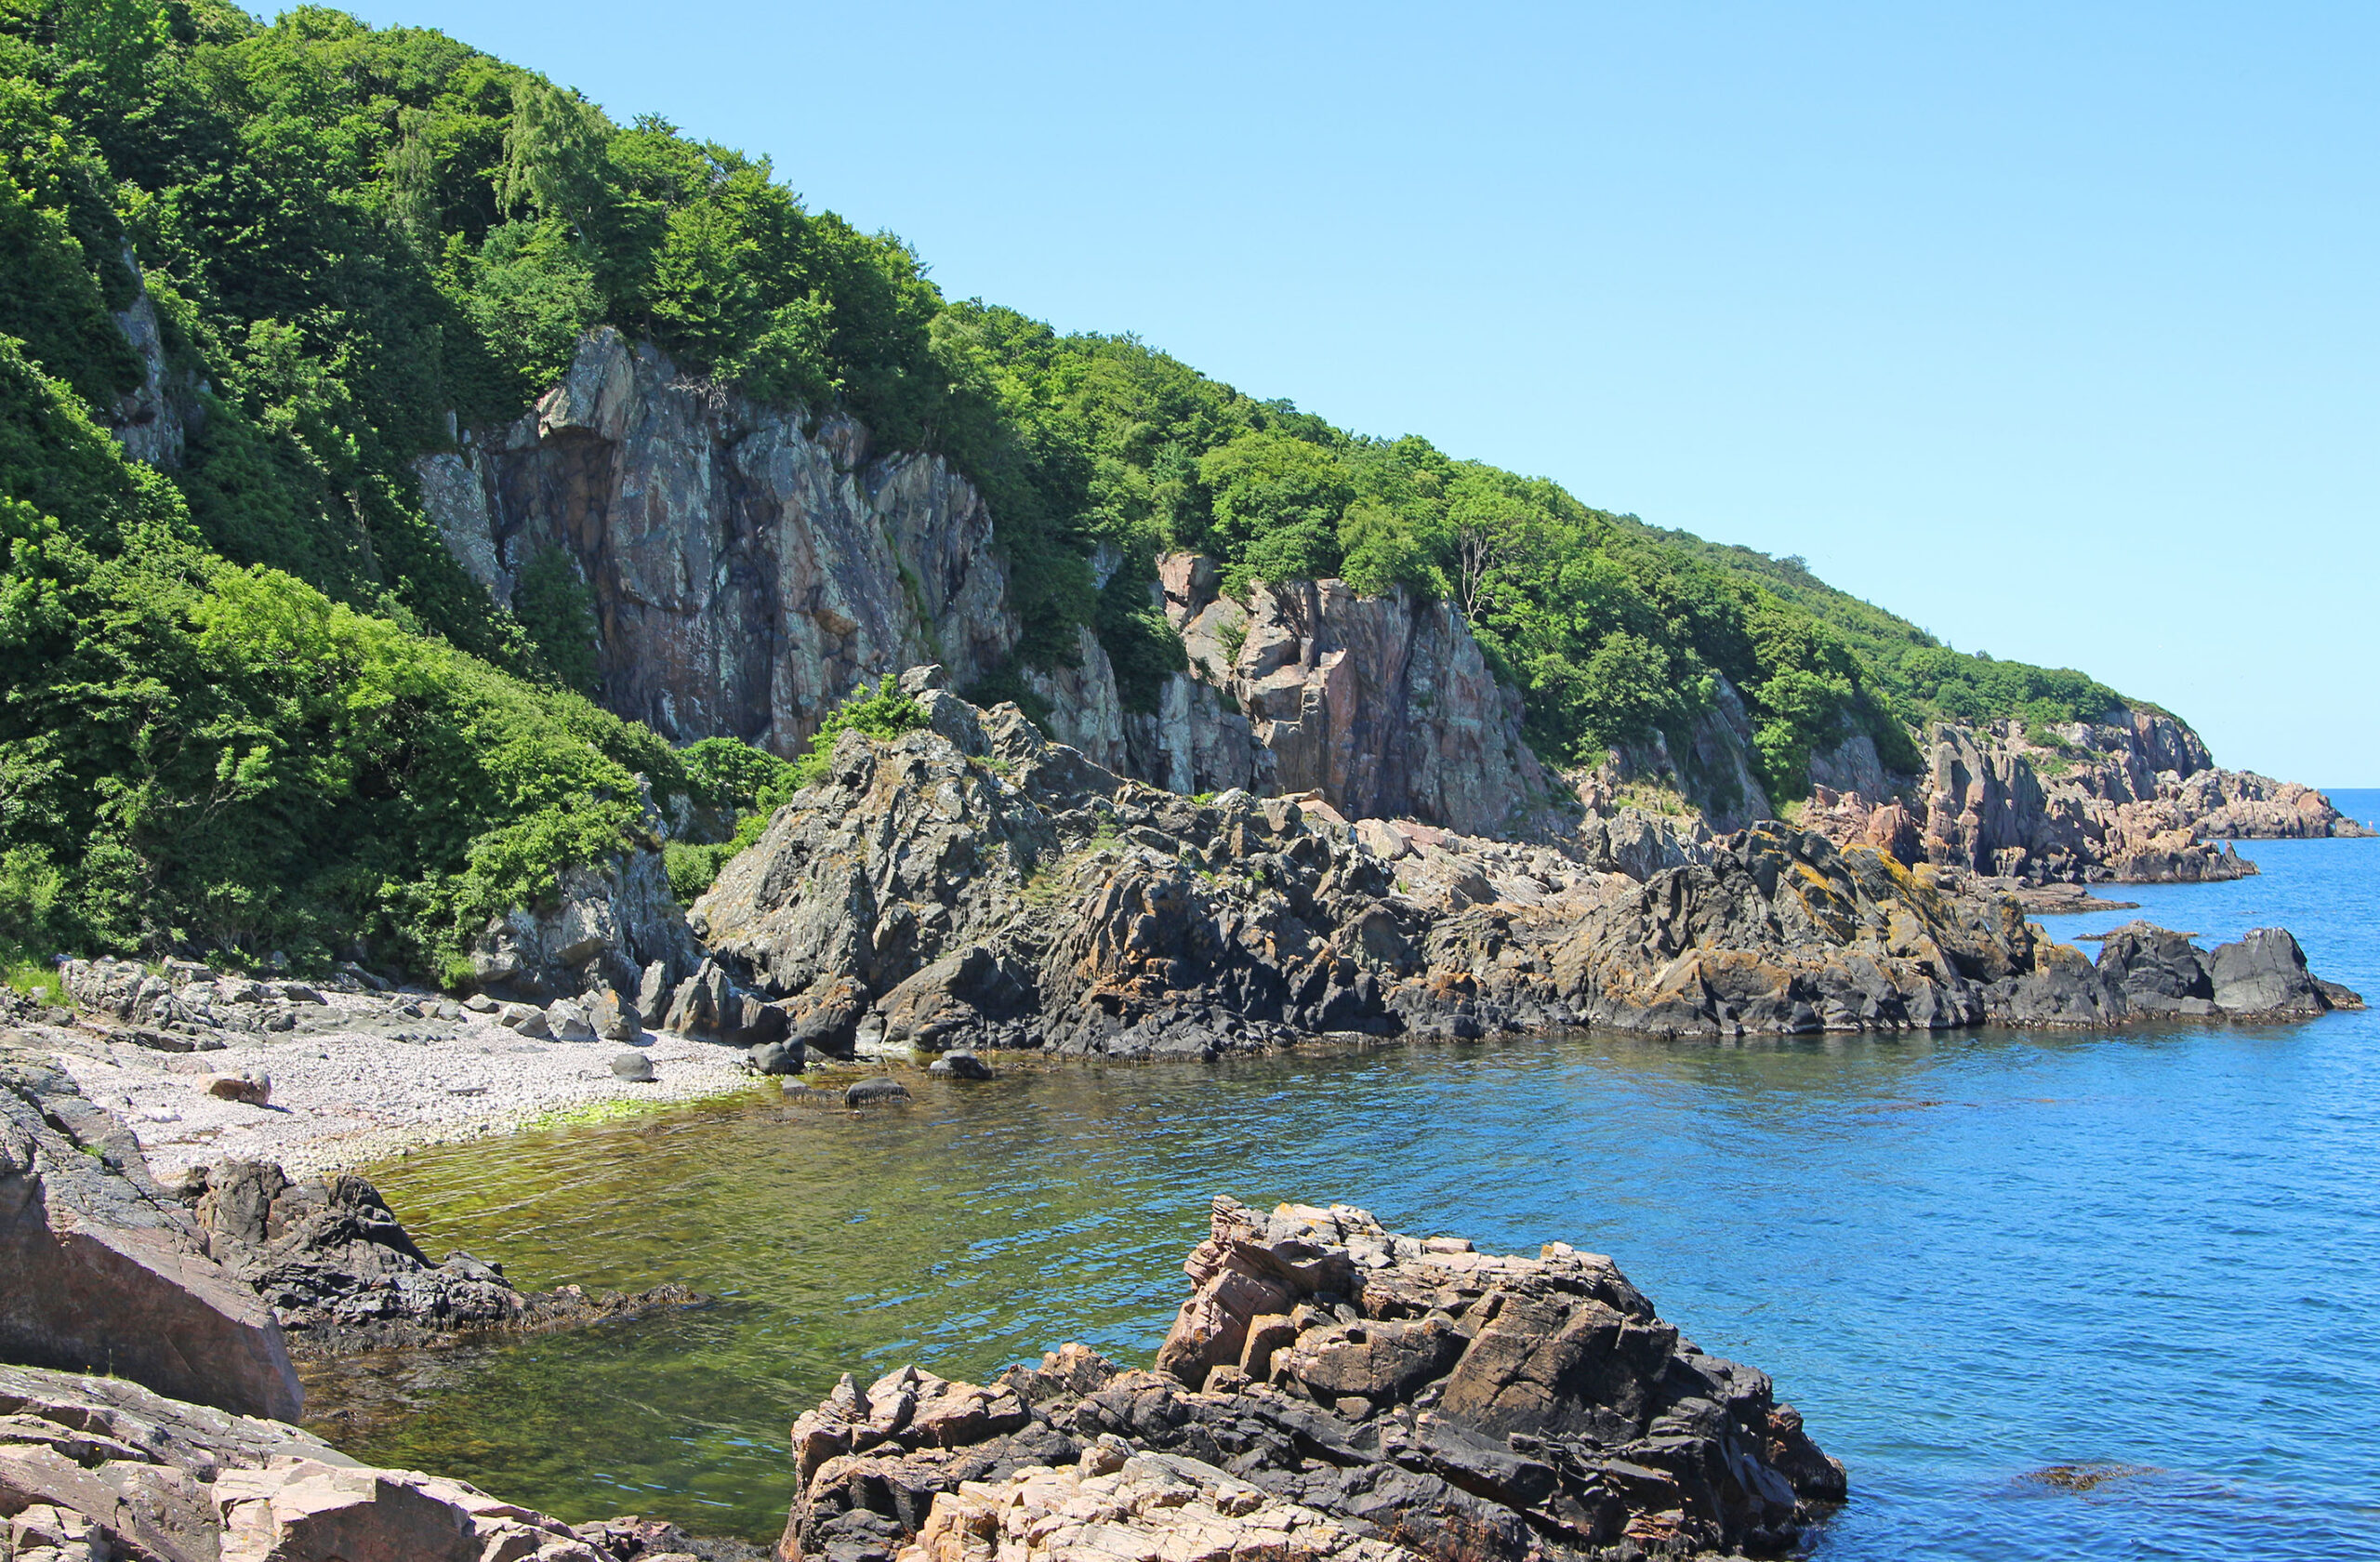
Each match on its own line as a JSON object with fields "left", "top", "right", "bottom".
{"left": 1800, "top": 710, "right": 2370, "bottom": 884}
{"left": 692, "top": 685, "right": 2357, "bottom": 1052}
{"left": 781, "top": 1197, "right": 1844, "bottom": 1562}
{"left": 105, "top": 258, "right": 198, "bottom": 470}
{"left": 469, "top": 848, "right": 707, "bottom": 1005}
{"left": 0, "top": 1360, "right": 738, "bottom": 1562}
{"left": 415, "top": 327, "right": 1018, "bottom": 757}
{"left": 182, "top": 1158, "right": 703, "bottom": 1355}
{"left": 0, "top": 1049, "right": 302, "bottom": 1422}
{"left": 1151, "top": 556, "right": 1564, "bottom": 840}
{"left": 2171, "top": 768, "right": 2373, "bottom": 840}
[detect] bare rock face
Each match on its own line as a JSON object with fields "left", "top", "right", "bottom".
{"left": 1799, "top": 711, "right": 2366, "bottom": 885}
{"left": 0, "top": 1361, "right": 631, "bottom": 1562}
{"left": 469, "top": 849, "right": 707, "bottom": 1007}
{"left": 184, "top": 1158, "right": 704, "bottom": 1356}
{"left": 1147, "top": 556, "right": 1565, "bottom": 840}
{"left": 2172, "top": 769, "right": 2374, "bottom": 840}
{"left": 781, "top": 1197, "right": 1844, "bottom": 1562}
{"left": 416, "top": 327, "right": 1018, "bottom": 757}
{"left": 0, "top": 1047, "right": 302, "bottom": 1423}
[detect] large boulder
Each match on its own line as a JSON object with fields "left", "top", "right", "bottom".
{"left": 782, "top": 1197, "right": 1844, "bottom": 1562}
{"left": 0, "top": 1047, "right": 301, "bottom": 1421}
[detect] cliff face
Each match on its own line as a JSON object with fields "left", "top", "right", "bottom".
{"left": 1155, "top": 553, "right": 1564, "bottom": 840}
{"left": 415, "top": 328, "right": 1017, "bottom": 755}
{"left": 406, "top": 334, "right": 2360, "bottom": 875}
{"left": 413, "top": 337, "right": 1555, "bottom": 841}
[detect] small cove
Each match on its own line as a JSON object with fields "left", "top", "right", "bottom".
{"left": 307, "top": 834, "right": 2380, "bottom": 1560}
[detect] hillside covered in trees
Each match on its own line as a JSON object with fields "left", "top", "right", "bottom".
{"left": 0, "top": 0, "right": 2145, "bottom": 977}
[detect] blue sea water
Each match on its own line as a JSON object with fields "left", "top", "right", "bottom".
{"left": 322, "top": 833, "right": 2380, "bottom": 1557}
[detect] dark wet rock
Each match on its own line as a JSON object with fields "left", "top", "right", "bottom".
{"left": 688, "top": 688, "right": 2355, "bottom": 1049}
{"left": 845, "top": 1078, "right": 913, "bottom": 1108}
{"left": 927, "top": 1052, "right": 993, "bottom": 1080}
{"left": 781, "top": 1197, "right": 1843, "bottom": 1562}
{"left": 188, "top": 1158, "right": 702, "bottom": 1355}
{"left": 2092, "top": 921, "right": 2360, "bottom": 1021}
{"left": 0, "top": 1047, "right": 302, "bottom": 1421}
{"left": 746, "top": 1039, "right": 807, "bottom": 1075}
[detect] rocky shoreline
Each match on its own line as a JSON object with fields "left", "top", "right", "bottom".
{"left": 0, "top": 676, "right": 2361, "bottom": 1189}
{"left": 685, "top": 679, "right": 2361, "bottom": 1062}
{"left": 3, "top": 1036, "right": 1851, "bottom": 1560}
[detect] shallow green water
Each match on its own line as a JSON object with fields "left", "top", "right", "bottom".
{"left": 307, "top": 838, "right": 2380, "bottom": 1560}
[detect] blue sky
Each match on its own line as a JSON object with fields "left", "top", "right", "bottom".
{"left": 346, "top": 1, "right": 2377, "bottom": 785}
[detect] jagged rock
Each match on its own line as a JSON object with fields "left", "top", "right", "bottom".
{"left": 590, "top": 989, "right": 643, "bottom": 1042}
{"left": 782, "top": 1198, "right": 1844, "bottom": 1562}
{"left": 688, "top": 690, "right": 2356, "bottom": 1050}
{"left": 414, "top": 327, "right": 1018, "bottom": 757}
{"left": 470, "top": 850, "right": 704, "bottom": 1008}
{"left": 1151, "top": 559, "right": 1566, "bottom": 840}
{"left": 59, "top": 958, "right": 185, "bottom": 1027}
{"left": 661, "top": 959, "right": 788, "bottom": 1048}
{"left": 548, "top": 999, "right": 600, "bottom": 1045}
{"left": 0, "top": 1049, "right": 302, "bottom": 1421}
{"left": 186, "top": 1158, "right": 702, "bottom": 1354}
{"left": 0, "top": 1361, "right": 615, "bottom": 1562}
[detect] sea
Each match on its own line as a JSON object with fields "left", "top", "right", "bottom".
{"left": 311, "top": 804, "right": 2380, "bottom": 1558}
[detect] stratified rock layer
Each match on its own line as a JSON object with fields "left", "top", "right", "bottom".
{"left": 781, "top": 1197, "right": 1845, "bottom": 1562}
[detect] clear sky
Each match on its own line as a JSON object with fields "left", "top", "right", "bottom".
{"left": 344, "top": 0, "right": 2378, "bottom": 786}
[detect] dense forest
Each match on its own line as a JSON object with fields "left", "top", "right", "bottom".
{"left": 0, "top": 0, "right": 2140, "bottom": 979}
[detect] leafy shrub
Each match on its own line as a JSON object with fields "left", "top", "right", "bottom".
{"left": 788, "top": 676, "right": 927, "bottom": 790}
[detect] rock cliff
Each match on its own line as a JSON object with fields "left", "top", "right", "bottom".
{"left": 780, "top": 1196, "right": 1844, "bottom": 1562}
{"left": 415, "top": 328, "right": 1017, "bottom": 756}
{"left": 416, "top": 334, "right": 2360, "bottom": 887}
{"left": 690, "top": 685, "right": 2358, "bottom": 1052}
{"left": 1148, "top": 555, "right": 1566, "bottom": 840}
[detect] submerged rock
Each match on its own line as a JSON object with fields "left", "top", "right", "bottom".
{"left": 782, "top": 1196, "right": 1844, "bottom": 1562}
{"left": 186, "top": 1158, "right": 702, "bottom": 1355}
{"left": 845, "top": 1078, "right": 913, "bottom": 1107}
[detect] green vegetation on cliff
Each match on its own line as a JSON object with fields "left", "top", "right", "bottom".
{"left": 0, "top": 0, "right": 2156, "bottom": 974}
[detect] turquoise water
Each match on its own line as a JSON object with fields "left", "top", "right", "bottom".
{"left": 311, "top": 834, "right": 2380, "bottom": 1558}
